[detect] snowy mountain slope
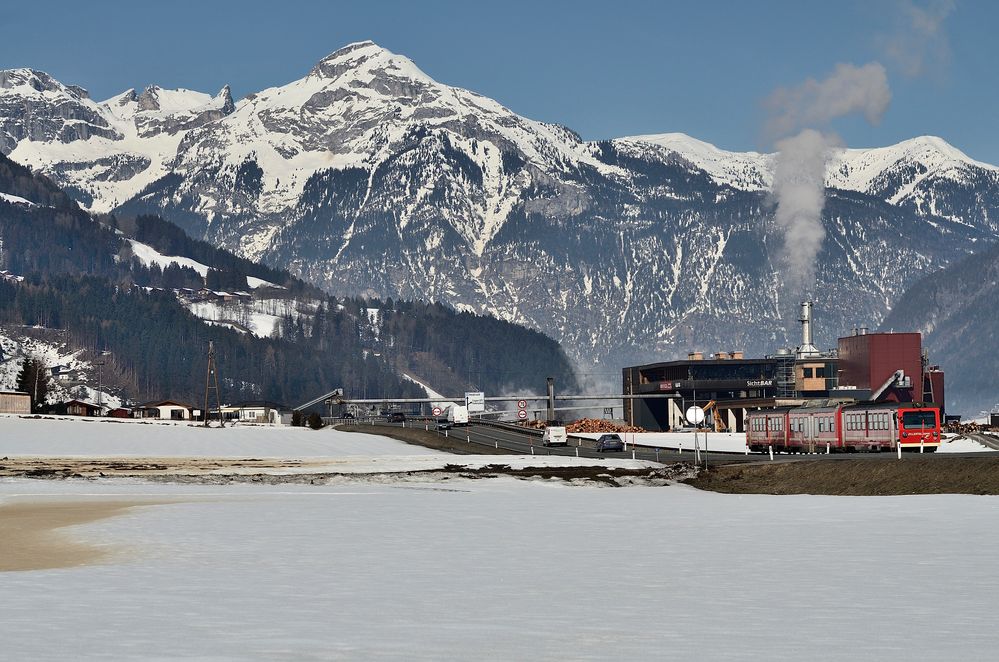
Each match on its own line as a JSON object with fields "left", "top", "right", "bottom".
{"left": 3, "top": 43, "right": 998, "bottom": 374}
{"left": 620, "top": 133, "right": 999, "bottom": 235}
{"left": 2, "top": 68, "right": 232, "bottom": 211}
{"left": 118, "top": 41, "right": 623, "bottom": 259}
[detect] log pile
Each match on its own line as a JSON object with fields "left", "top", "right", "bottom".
{"left": 566, "top": 418, "right": 645, "bottom": 433}
{"left": 517, "top": 418, "right": 646, "bottom": 433}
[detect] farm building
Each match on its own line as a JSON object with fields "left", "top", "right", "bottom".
{"left": 227, "top": 401, "right": 290, "bottom": 424}
{"left": 136, "top": 400, "right": 194, "bottom": 420}
{"left": 0, "top": 390, "right": 31, "bottom": 414}
{"left": 64, "top": 400, "right": 102, "bottom": 417}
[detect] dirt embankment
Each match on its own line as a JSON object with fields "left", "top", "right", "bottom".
{"left": 686, "top": 456, "right": 999, "bottom": 495}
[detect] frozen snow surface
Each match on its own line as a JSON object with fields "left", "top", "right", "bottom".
{"left": 936, "top": 435, "right": 999, "bottom": 453}
{"left": 0, "top": 414, "right": 440, "bottom": 458}
{"left": 2, "top": 478, "right": 998, "bottom": 660}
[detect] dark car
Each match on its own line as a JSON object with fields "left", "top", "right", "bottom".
{"left": 388, "top": 412, "right": 406, "bottom": 423}
{"left": 436, "top": 420, "right": 453, "bottom": 431}
{"left": 594, "top": 434, "right": 625, "bottom": 452}
{"left": 342, "top": 412, "right": 355, "bottom": 419}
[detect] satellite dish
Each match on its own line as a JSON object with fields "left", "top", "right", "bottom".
{"left": 685, "top": 406, "right": 706, "bottom": 426}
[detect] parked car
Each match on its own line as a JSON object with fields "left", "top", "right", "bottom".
{"left": 388, "top": 412, "right": 406, "bottom": 423}
{"left": 342, "top": 412, "right": 355, "bottom": 419}
{"left": 594, "top": 433, "right": 625, "bottom": 452}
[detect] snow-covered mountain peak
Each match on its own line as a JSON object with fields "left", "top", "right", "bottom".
{"left": 309, "top": 40, "right": 431, "bottom": 86}
{"left": 619, "top": 131, "right": 999, "bottom": 202}
{"left": 0, "top": 68, "right": 83, "bottom": 97}
{"left": 130, "top": 85, "right": 224, "bottom": 114}
{"left": 616, "top": 132, "right": 773, "bottom": 191}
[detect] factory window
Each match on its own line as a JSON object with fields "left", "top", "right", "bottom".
{"left": 803, "top": 367, "right": 814, "bottom": 378}
{"left": 816, "top": 367, "right": 826, "bottom": 378}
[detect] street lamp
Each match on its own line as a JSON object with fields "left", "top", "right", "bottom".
{"left": 96, "top": 350, "right": 111, "bottom": 414}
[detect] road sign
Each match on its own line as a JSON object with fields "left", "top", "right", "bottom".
{"left": 432, "top": 406, "right": 443, "bottom": 417}
{"left": 465, "top": 391, "right": 485, "bottom": 413}
{"left": 517, "top": 399, "right": 528, "bottom": 410}
{"left": 517, "top": 409, "right": 528, "bottom": 420}
{"left": 685, "top": 405, "right": 706, "bottom": 426}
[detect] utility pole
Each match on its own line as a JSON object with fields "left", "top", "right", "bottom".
{"left": 203, "top": 341, "right": 224, "bottom": 427}
{"left": 95, "top": 350, "right": 111, "bottom": 414}
{"left": 33, "top": 362, "right": 40, "bottom": 413}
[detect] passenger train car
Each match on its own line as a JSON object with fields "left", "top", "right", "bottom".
{"left": 746, "top": 402, "right": 940, "bottom": 453}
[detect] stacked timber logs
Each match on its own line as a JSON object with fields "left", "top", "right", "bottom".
{"left": 517, "top": 418, "right": 646, "bottom": 433}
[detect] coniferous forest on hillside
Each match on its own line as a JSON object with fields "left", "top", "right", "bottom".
{"left": 0, "top": 153, "right": 577, "bottom": 409}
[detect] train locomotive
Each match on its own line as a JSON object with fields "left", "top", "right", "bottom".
{"left": 746, "top": 402, "right": 940, "bottom": 453}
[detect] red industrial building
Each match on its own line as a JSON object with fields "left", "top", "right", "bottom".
{"left": 836, "top": 330, "right": 945, "bottom": 419}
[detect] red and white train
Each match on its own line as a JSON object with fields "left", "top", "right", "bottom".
{"left": 746, "top": 402, "right": 940, "bottom": 453}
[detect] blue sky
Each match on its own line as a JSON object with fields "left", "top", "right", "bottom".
{"left": 3, "top": 0, "right": 996, "bottom": 161}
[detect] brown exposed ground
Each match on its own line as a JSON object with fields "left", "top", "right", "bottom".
{"left": 0, "top": 456, "right": 688, "bottom": 487}
{"left": 685, "top": 456, "right": 999, "bottom": 495}
{"left": 0, "top": 500, "right": 167, "bottom": 572}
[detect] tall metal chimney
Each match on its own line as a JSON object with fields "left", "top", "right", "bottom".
{"left": 797, "top": 301, "right": 820, "bottom": 358}
{"left": 546, "top": 377, "right": 555, "bottom": 422}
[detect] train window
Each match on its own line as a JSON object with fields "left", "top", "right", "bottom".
{"left": 830, "top": 418, "right": 835, "bottom": 432}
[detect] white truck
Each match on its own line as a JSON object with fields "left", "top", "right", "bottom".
{"left": 542, "top": 426, "right": 568, "bottom": 447}
{"left": 448, "top": 405, "right": 469, "bottom": 426}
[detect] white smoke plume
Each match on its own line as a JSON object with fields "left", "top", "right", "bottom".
{"left": 765, "top": 62, "right": 891, "bottom": 141}
{"left": 883, "top": 0, "right": 956, "bottom": 77}
{"left": 766, "top": 62, "right": 891, "bottom": 293}
{"left": 771, "top": 129, "right": 841, "bottom": 290}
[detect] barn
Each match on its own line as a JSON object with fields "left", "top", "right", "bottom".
{"left": 0, "top": 390, "right": 31, "bottom": 414}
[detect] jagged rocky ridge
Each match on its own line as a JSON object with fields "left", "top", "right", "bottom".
{"left": 2, "top": 43, "right": 998, "bottom": 390}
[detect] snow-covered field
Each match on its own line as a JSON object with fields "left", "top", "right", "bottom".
{"left": 0, "top": 414, "right": 438, "bottom": 459}
{"left": 2, "top": 478, "right": 998, "bottom": 660}
{"left": 3, "top": 416, "right": 999, "bottom": 658}
{"left": 0, "top": 415, "right": 660, "bottom": 476}
{"left": 937, "top": 435, "right": 999, "bottom": 453}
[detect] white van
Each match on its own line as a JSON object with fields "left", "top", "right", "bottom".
{"left": 542, "top": 426, "right": 568, "bottom": 447}
{"left": 448, "top": 405, "right": 469, "bottom": 426}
